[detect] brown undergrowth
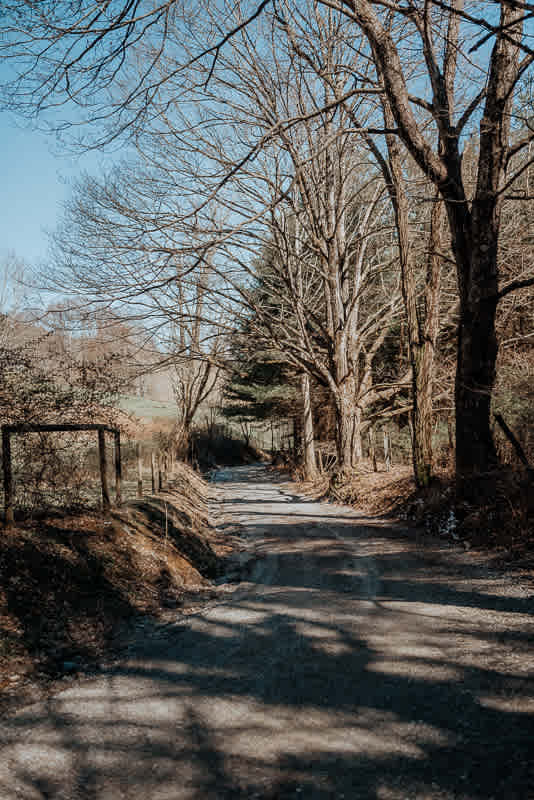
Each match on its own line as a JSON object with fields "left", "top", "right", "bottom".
{"left": 398, "top": 466, "right": 534, "bottom": 560}
{"left": 296, "top": 459, "right": 534, "bottom": 569}
{"left": 295, "top": 462, "right": 415, "bottom": 515}
{"left": 0, "top": 462, "right": 228, "bottom": 712}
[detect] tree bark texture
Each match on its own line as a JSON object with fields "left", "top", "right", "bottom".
{"left": 413, "top": 196, "right": 444, "bottom": 486}
{"left": 334, "top": 379, "right": 362, "bottom": 475}
{"left": 301, "top": 372, "right": 318, "bottom": 480}
{"left": 385, "top": 120, "right": 442, "bottom": 488}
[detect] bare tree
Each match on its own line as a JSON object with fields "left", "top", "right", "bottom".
{"left": 276, "top": 9, "right": 448, "bottom": 485}
{"left": 383, "top": 134, "right": 446, "bottom": 487}
{"left": 321, "top": 1, "right": 534, "bottom": 479}
{"left": 206, "top": 12, "right": 405, "bottom": 475}
{"left": 170, "top": 261, "right": 223, "bottom": 458}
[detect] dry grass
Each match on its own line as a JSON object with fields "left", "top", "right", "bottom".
{"left": 296, "top": 460, "right": 415, "bottom": 516}
{"left": 0, "top": 462, "right": 228, "bottom": 712}
{"left": 296, "top": 459, "right": 534, "bottom": 568}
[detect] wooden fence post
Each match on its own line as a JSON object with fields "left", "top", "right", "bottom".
{"left": 383, "top": 429, "right": 391, "bottom": 472}
{"left": 157, "top": 453, "right": 163, "bottom": 492}
{"left": 2, "top": 428, "right": 14, "bottom": 526}
{"left": 136, "top": 443, "right": 143, "bottom": 498}
{"left": 151, "top": 451, "right": 156, "bottom": 493}
{"left": 98, "top": 429, "right": 111, "bottom": 513}
{"left": 369, "top": 427, "right": 378, "bottom": 472}
{"left": 114, "top": 429, "right": 122, "bottom": 507}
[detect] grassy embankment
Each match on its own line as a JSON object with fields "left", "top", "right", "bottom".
{"left": 0, "top": 461, "right": 230, "bottom": 712}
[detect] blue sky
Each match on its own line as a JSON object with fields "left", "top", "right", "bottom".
{"left": 0, "top": 112, "right": 109, "bottom": 268}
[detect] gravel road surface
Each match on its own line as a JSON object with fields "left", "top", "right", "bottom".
{"left": 1, "top": 465, "right": 533, "bottom": 799}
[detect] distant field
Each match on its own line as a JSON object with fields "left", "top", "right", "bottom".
{"left": 119, "top": 395, "right": 177, "bottom": 421}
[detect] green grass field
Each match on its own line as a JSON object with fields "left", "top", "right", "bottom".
{"left": 119, "top": 395, "right": 177, "bottom": 421}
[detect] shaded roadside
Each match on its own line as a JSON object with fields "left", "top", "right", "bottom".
{"left": 0, "top": 463, "right": 226, "bottom": 713}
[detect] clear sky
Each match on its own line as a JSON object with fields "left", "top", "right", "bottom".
{"left": 0, "top": 112, "right": 109, "bottom": 269}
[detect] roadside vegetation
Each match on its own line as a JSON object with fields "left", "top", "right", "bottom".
{"left": 0, "top": 459, "right": 227, "bottom": 712}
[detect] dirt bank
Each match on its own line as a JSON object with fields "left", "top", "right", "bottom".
{"left": 0, "top": 463, "right": 230, "bottom": 713}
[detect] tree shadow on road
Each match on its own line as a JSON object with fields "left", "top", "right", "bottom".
{"left": 1, "top": 515, "right": 533, "bottom": 799}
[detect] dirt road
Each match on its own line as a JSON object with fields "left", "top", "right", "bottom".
{"left": 1, "top": 465, "right": 533, "bottom": 799}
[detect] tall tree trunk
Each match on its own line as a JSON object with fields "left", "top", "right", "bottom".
{"left": 412, "top": 196, "right": 443, "bottom": 486}
{"left": 334, "top": 379, "right": 361, "bottom": 474}
{"left": 385, "top": 115, "right": 442, "bottom": 487}
{"left": 446, "top": 0, "right": 520, "bottom": 478}
{"left": 453, "top": 227, "right": 500, "bottom": 477}
{"left": 443, "top": 87, "right": 508, "bottom": 478}
{"left": 175, "top": 417, "right": 192, "bottom": 462}
{"left": 455, "top": 305, "right": 499, "bottom": 476}
{"left": 301, "top": 372, "right": 318, "bottom": 480}
{"left": 353, "top": 405, "right": 363, "bottom": 462}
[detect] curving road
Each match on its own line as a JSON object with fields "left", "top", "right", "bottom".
{"left": 1, "top": 465, "right": 533, "bottom": 799}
